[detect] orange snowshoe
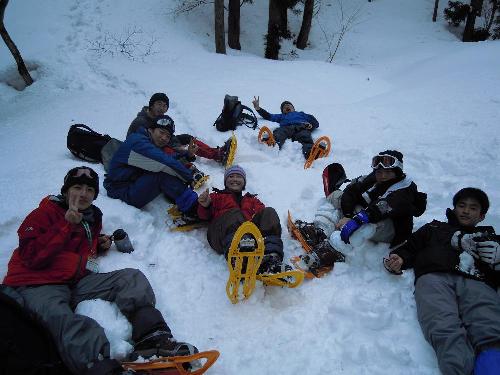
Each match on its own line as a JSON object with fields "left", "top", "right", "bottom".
{"left": 304, "top": 136, "right": 331, "bottom": 169}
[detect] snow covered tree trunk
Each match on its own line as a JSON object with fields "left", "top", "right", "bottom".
{"left": 432, "top": 0, "right": 440, "bottom": 22}
{"left": 228, "top": 0, "right": 241, "bottom": 50}
{"left": 297, "top": 0, "right": 314, "bottom": 49}
{"left": 214, "top": 0, "right": 226, "bottom": 54}
{"left": 279, "top": 1, "right": 288, "bottom": 37}
{"left": 265, "top": 0, "right": 281, "bottom": 60}
{"left": 0, "top": 0, "right": 33, "bottom": 86}
{"left": 463, "top": 0, "right": 484, "bottom": 41}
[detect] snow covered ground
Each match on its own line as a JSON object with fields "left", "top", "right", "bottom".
{"left": 0, "top": 0, "right": 499, "bottom": 373}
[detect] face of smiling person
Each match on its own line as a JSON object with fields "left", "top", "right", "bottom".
{"left": 65, "top": 184, "right": 95, "bottom": 210}
{"left": 375, "top": 168, "right": 397, "bottom": 183}
{"left": 282, "top": 103, "right": 295, "bottom": 114}
{"left": 453, "top": 197, "right": 485, "bottom": 227}
{"left": 225, "top": 173, "right": 245, "bottom": 193}
{"left": 149, "top": 128, "right": 172, "bottom": 148}
{"left": 149, "top": 101, "right": 168, "bottom": 118}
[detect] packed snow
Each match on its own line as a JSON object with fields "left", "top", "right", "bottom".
{"left": 1, "top": 0, "right": 499, "bottom": 374}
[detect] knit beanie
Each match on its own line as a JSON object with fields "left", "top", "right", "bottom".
{"left": 280, "top": 100, "right": 293, "bottom": 113}
{"left": 61, "top": 166, "right": 99, "bottom": 198}
{"left": 151, "top": 115, "right": 175, "bottom": 135}
{"left": 149, "top": 93, "right": 169, "bottom": 109}
{"left": 224, "top": 165, "right": 246, "bottom": 188}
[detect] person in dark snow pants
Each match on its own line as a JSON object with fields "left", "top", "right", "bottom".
{"left": 2, "top": 167, "right": 197, "bottom": 375}
{"left": 386, "top": 187, "right": 500, "bottom": 375}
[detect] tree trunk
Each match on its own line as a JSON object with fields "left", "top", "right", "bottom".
{"left": 0, "top": 0, "right": 33, "bottom": 86}
{"left": 279, "top": 1, "right": 289, "bottom": 37}
{"left": 297, "top": 0, "right": 314, "bottom": 49}
{"left": 265, "top": 0, "right": 281, "bottom": 59}
{"left": 486, "top": 0, "right": 498, "bottom": 32}
{"left": 228, "top": 0, "right": 241, "bottom": 50}
{"left": 214, "top": 0, "right": 226, "bottom": 54}
{"left": 463, "top": 0, "right": 484, "bottom": 41}
{"left": 432, "top": 0, "right": 440, "bottom": 22}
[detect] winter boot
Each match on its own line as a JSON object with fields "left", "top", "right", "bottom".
{"left": 295, "top": 220, "right": 327, "bottom": 248}
{"left": 258, "top": 253, "right": 293, "bottom": 275}
{"left": 301, "top": 240, "right": 345, "bottom": 273}
{"left": 129, "top": 330, "right": 198, "bottom": 361}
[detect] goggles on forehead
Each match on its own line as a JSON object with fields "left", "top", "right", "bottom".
{"left": 156, "top": 117, "right": 175, "bottom": 132}
{"left": 371, "top": 154, "right": 403, "bottom": 170}
{"left": 65, "top": 168, "right": 95, "bottom": 182}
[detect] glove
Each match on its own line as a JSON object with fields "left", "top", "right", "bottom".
{"left": 476, "top": 240, "right": 500, "bottom": 270}
{"left": 450, "top": 231, "right": 484, "bottom": 258}
{"left": 340, "top": 210, "right": 370, "bottom": 244}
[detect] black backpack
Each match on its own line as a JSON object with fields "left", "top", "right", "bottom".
{"left": 213, "top": 95, "right": 258, "bottom": 132}
{"left": 67, "top": 124, "right": 112, "bottom": 163}
{"left": 0, "top": 287, "right": 70, "bottom": 375}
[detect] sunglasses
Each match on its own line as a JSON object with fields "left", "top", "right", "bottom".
{"left": 371, "top": 155, "right": 403, "bottom": 170}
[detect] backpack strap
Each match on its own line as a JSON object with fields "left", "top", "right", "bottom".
{"left": 239, "top": 105, "right": 258, "bottom": 130}
{"left": 70, "top": 123, "right": 103, "bottom": 136}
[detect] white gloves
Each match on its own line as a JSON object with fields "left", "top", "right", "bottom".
{"left": 476, "top": 240, "right": 500, "bottom": 270}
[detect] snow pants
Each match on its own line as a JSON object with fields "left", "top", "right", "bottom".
{"left": 415, "top": 273, "right": 500, "bottom": 375}
{"left": 105, "top": 171, "right": 198, "bottom": 212}
{"left": 207, "top": 207, "right": 284, "bottom": 259}
{"left": 14, "top": 269, "right": 170, "bottom": 374}
{"left": 314, "top": 190, "right": 395, "bottom": 243}
{"left": 174, "top": 134, "right": 221, "bottom": 161}
{"left": 273, "top": 125, "right": 314, "bottom": 158}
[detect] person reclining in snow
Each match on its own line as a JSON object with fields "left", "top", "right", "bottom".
{"left": 197, "top": 165, "right": 292, "bottom": 274}
{"left": 295, "top": 150, "right": 427, "bottom": 274}
{"left": 252, "top": 96, "right": 319, "bottom": 159}
{"left": 127, "top": 92, "right": 232, "bottom": 165}
{"left": 1, "top": 166, "right": 197, "bottom": 375}
{"left": 384, "top": 187, "right": 500, "bottom": 375}
{"left": 104, "top": 116, "right": 199, "bottom": 218}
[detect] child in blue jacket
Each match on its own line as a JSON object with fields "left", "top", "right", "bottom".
{"left": 252, "top": 96, "right": 319, "bottom": 158}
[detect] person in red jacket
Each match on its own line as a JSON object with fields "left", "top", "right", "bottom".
{"left": 197, "top": 165, "right": 290, "bottom": 274}
{"left": 2, "top": 166, "right": 197, "bottom": 375}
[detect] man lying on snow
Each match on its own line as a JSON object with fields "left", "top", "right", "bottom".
{"left": 104, "top": 117, "right": 199, "bottom": 218}
{"left": 127, "top": 92, "right": 232, "bottom": 165}
{"left": 385, "top": 187, "right": 500, "bottom": 375}
{"left": 197, "top": 165, "right": 293, "bottom": 274}
{"left": 252, "top": 96, "right": 319, "bottom": 159}
{"left": 293, "top": 150, "right": 427, "bottom": 274}
{"left": 2, "top": 166, "right": 197, "bottom": 375}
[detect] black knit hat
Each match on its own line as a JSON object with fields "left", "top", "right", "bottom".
{"left": 149, "top": 93, "right": 169, "bottom": 109}
{"left": 374, "top": 150, "right": 404, "bottom": 176}
{"left": 280, "top": 100, "right": 293, "bottom": 113}
{"left": 453, "top": 187, "right": 489, "bottom": 214}
{"left": 151, "top": 115, "right": 175, "bottom": 135}
{"left": 61, "top": 166, "right": 99, "bottom": 198}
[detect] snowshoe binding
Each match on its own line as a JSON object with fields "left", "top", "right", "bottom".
{"left": 304, "top": 136, "right": 331, "bottom": 169}
{"left": 221, "top": 132, "right": 237, "bottom": 168}
{"left": 191, "top": 169, "right": 209, "bottom": 190}
{"left": 256, "top": 253, "right": 304, "bottom": 288}
{"left": 167, "top": 206, "right": 206, "bottom": 232}
{"left": 291, "top": 240, "right": 345, "bottom": 279}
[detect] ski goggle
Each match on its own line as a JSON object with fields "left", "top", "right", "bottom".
{"left": 156, "top": 117, "right": 175, "bottom": 133}
{"left": 65, "top": 168, "right": 95, "bottom": 183}
{"left": 371, "top": 154, "right": 403, "bottom": 170}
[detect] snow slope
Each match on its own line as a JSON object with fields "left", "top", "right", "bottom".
{"left": 0, "top": 0, "right": 499, "bottom": 374}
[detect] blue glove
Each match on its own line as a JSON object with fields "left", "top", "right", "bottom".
{"left": 340, "top": 210, "right": 370, "bottom": 244}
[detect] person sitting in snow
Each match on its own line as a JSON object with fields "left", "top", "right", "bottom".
{"left": 104, "top": 116, "right": 199, "bottom": 217}
{"left": 294, "top": 150, "right": 426, "bottom": 274}
{"left": 384, "top": 187, "right": 500, "bottom": 375}
{"left": 127, "top": 92, "right": 232, "bottom": 165}
{"left": 197, "top": 165, "right": 291, "bottom": 274}
{"left": 1, "top": 166, "right": 198, "bottom": 375}
{"left": 252, "top": 96, "right": 319, "bottom": 159}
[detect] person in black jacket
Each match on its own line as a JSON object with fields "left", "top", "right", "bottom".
{"left": 295, "top": 150, "right": 426, "bottom": 273}
{"left": 385, "top": 187, "right": 500, "bottom": 375}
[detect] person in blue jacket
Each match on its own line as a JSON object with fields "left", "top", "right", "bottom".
{"left": 252, "top": 96, "right": 319, "bottom": 158}
{"left": 104, "top": 117, "right": 198, "bottom": 214}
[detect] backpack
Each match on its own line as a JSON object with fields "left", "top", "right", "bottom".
{"left": 0, "top": 287, "right": 70, "bottom": 375}
{"left": 213, "top": 95, "right": 258, "bottom": 132}
{"left": 67, "top": 124, "right": 112, "bottom": 163}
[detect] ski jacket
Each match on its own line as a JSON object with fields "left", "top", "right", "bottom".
{"left": 391, "top": 209, "right": 499, "bottom": 289}
{"left": 3, "top": 196, "right": 103, "bottom": 286}
{"left": 340, "top": 173, "right": 426, "bottom": 247}
{"left": 197, "top": 189, "right": 265, "bottom": 222}
{"left": 105, "top": 127, "right": 193, "bottom": 188}
{"left": 256, "top": 108, "right": 319, "bottom": 129}
{"left": 127, "top": 106, "right": 156, "bottom": 137}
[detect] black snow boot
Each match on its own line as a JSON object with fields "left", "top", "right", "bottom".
{"left": 129, "top": 330, "right": 198, "bottom": 361}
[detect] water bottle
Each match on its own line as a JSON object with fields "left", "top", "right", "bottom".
{"left": 113, "top": 229, "right": 134, "bottom": 253}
